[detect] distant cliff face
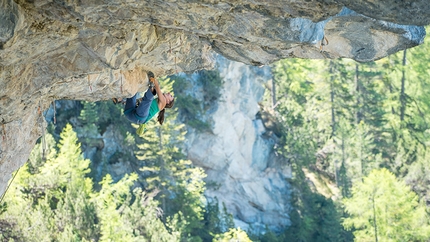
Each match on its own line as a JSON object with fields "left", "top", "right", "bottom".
{"left": 0, "top": 0, "right": 427, "bottom": 196}
{"left": 184, "top": 56, "right": 291, "bottom": 232}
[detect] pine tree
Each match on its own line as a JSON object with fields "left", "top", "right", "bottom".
{"left": 78, "top": 101, "right": 101, "bottom": 149}
{"left": 93, "top": 173, "right": 180, "bottom": 242}
{"left": 27, "top": 131, "right": 57, "bottom": 174}
{"left": 0, "top": 124, "right": 181, "bottom": 241}
{"left": 79, "top": 101, "right": 99, "bottom": 125}
{"left": 343, "top": 168, "right": 430, "bottom": 241}
{"left": 135, "top": 77, "right": 207, "bottom": 241}
{"left": 213, "top": 228, "right": 252, "bottom": 242}
{"left": 270, "top": 58, "right": 329, "bottom": 165}
{"left": 0, "top": 124, "right": 97, "bottom": 241}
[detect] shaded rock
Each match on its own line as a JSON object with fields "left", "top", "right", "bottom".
{"left": 0, "top": 0, "right": 20, "bottom": 44}
{"left": 339, "top": 0, "right": 430, "bottom": 26}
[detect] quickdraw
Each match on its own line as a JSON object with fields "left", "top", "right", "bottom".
{"left": 38, "top": 101, "right": 46, "bottom": 160}
{"left": 88, "top": 75, "right": 93, "bottom": 92}
{"left": 1, "top": 123, "right": 5, "bottom": 142}
{"left": 320, "top": 35, "right": 329, "bottom": 52}
{"left": 168, "top": 35, "right": 184, "bottom": 74}
{"left": 120, "top": 71, "right": 123, "bottom": 94}
{"left": 53, "top": 100, "right": 56, "bottom": 124}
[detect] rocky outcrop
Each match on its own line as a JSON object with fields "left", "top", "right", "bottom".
{"left": 184, "top": 56, "right": 291, "bottom": 232}
{"left": 0, "top": 0, "right": 427, "bottom": 197}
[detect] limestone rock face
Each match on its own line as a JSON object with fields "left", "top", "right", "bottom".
{"left": 185, "top": 56, "right": 292, "bottom": 232}
{"left": 0, "top": 0, "right": 427, "bottom": 196}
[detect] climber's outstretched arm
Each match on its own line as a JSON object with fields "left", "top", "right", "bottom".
{"left": 150, "top": 76, "right": 167, "bottom": 110}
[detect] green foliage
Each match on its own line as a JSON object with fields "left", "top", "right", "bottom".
{"left": 187, "top": 118, "right": 211, "bottom": 132}
{"left": 198, "top": 69, "right": 224, "bottom": 106}
{"left": 135, "top": 77, "right": 208, "bottom": 241}
{"left": 404, "top": 144, "right": 430, "bottom": 205}
{"left": 220, "top": 202, "right": 235, "bottom": 232}
{"left": 200, "top": 199, "right": 235, "bottom": 241}
{"left": 94, "top": 173, "right": 137, "bottom": 241}
{"left": 0, "top": 124, "right": 96, "bottom": 241}
{"left": 171, "top": 70, "right": 222, "bottom": 131}
{"left": 267, "top": 28, "right": 430, "bottom": 239}
{"left": 93, "top": 174, "right": 180, "bottom": 242}
{"left": 343, "top": 169, "right": 430, "bottom": 241}
{"left": 213, "top": 228, "right": 252, "bottom": 242}
{"left": 270, "top": 58, "right": 330, "bottom": 166}
{"left": 0, "top": 218, "right": 23, "bottom": 242}
{"left": 175, "top": 95, "right": 210, "bottom": 131}
{"left": 171, "top": 75, "right": 189, "bottom": 92}
{"left": 27, "top": 131, "right": 57, "bottom": 174}
{"left": 204, "top": 200, "right": 222, "bottom": 238}
{"left": 176, "top": 95, "right": 201, "bottom": 117}
{"left": 172, "top": 75, "right": 211, "bottom": 132}
{"left": 0, "top": 124, "right": 179, "bottom": 241}
{"left": 280, "top": 169, "right": 348, "bottom": 242}
{"left": 79, "top": 101, "right": 99, "bottom": 125}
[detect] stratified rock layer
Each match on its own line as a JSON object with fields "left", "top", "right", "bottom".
{"left": 0, "top": 0, "right": 427, "bottom": 197}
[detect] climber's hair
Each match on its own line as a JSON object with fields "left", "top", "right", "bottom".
{"left": 157, "top": 98, "right": 175, "bottom": 125}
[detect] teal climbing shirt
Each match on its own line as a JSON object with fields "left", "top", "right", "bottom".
{"left": 145, "top": 99, "right": 160, "bottom": 123}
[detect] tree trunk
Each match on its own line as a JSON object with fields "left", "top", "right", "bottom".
{"left": 355, "top": 64, "right": 361, "bottom": 124}
{"left": 372, "top": 194, "right": 379, "bottom": 242}
{"left": 400, "top": 49, "right": 407, "bottom": 121}
{"left": 271, "top": 78, "right": 276, "bottom": 109}
{"left": 157, "top": 127, "right": 167, "bottom": 222}
{"left": 388, "top": 82, "right": 395, "bottom": 115}
{"left": 330, "top": 61, "right": 336, "bottom": 136}
{"left": 329, "top": 61, "right": 338, "bottom": 185}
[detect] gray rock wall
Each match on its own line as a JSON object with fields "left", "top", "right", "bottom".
{"left": 185, "top": 56, "right": 292, "bottom": 233}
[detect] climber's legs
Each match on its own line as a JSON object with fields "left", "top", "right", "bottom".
{"left": 123, "top": 93, "right": 141, "bottom": 123}
{"left": 124, "top": 94, "right": 137, "bottom": 112}
{"left": 135, "top": 88, "right": 155, "bottom": 118}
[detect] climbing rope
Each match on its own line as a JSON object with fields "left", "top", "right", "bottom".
{"left": 1, "top": 123, "right": 5, "bottom": 142}
{"left": 319, "top": 35, "right": 329, "bottom": 52}
{"left": 87, "top": 75, "right": 93, "bottom": 92}
{"left": 0, "top": 122, "right": 21, "bottom": 204}
{"left": 0, "top": 166, "right": 21, "bottom": 204}
{"left": 120, "top": 71, "right": 123, "bottom": 94}
{"left": 38, "top": 102, "right": 47, "bottom": 160}
{"left": 168, "top": 35, "right": 183, "bottom": 74}
{"left": 53, "top": 100, "right": 56, "bottom": 125}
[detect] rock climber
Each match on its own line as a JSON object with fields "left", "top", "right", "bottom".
{"left": 113, "top": 71, "right": 174, "bottom": 126}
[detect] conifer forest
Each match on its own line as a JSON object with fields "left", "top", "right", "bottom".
{"left": 1, "top": 28, "right": 430, "bottom": 241}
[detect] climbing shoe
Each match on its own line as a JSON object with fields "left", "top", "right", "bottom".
{"left": 112, "top": 98, "right": 125, "bottom": 105}
{"left": 136, "top": 123, "right": 146, "bottom": 135}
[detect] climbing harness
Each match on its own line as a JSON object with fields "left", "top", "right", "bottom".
{"left": 319, "top": 35, "right": 329, "bottom": 52}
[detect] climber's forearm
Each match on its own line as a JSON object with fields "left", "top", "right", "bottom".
{"left": 151, "top": 77, "right": 166, "bottom": 108}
